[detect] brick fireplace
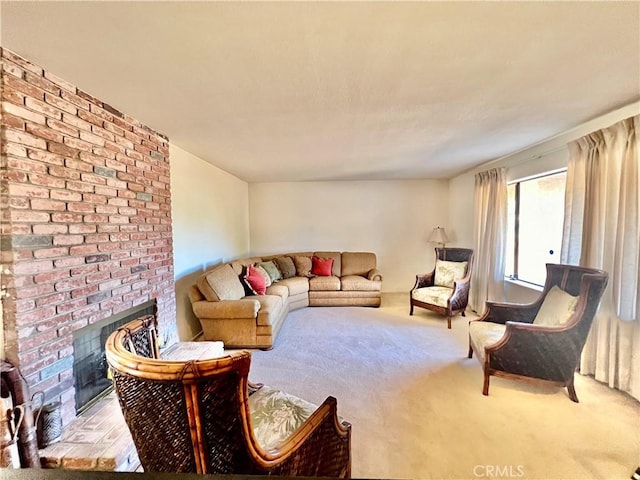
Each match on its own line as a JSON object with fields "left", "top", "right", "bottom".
{"left": 0, "top": 48, "right": 177, "bottom": 426}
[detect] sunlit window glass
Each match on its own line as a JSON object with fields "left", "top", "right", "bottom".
{"left": 506, "top": 171, "right": 566, "bottom": 286}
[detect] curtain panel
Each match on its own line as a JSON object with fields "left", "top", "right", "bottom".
{"left": 561, "top": 114, "right": 640, "bottom": 400}
{"left": 470, "top": 168, "right": 507, "bottom": 313}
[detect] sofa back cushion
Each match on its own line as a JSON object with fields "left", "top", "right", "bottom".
{"left": 274, "top": 256, "right": 296, "bottom": 279}
{"left": 197, "top": 264, "right": 246, "bottom": 302}
{"left": 229, "top": 256, "right": 263, "bottom": 276}
{"left": 341, "top": 252, "right": 376, "bottom": 277}
{"left": 434, "top": 260, "right": 468, "bottom": 288}
{"left": 313, "top": 251, "right": 341, "bottom": 276}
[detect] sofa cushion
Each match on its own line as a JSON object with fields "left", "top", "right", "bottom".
{"left": 248, "top": 385, "right": 318, "bottom": 452}
{"left": 309, "top": 275, "right": 340, "bottom": 291}
{"left": 197, "top": 264, "right": 246, "bottom": 302}
{"left": 242, "top": 265, "right": 266, "bottom": 296}
{"left": 313, "top": 251, "right": 342, "bottom": 276}
{"left": 274, "top": 256, "right": 296, "bottom": 279}
{"left": 411, "top": 286, "right": 453, "bottom": 308}
{"left": 341, "top": 252, "right": 376, "bottom": 277}
{"left": 229, "top": 256, "right": 263, "bottom": 276}
{"left": 533, "top": 285, "right": 579, "bottom": 326}
{"left": 265, "top": 284, "right": 289, "bottom": 302}
{"left": 469, "top": 321, "right": 507, "bottom": 360}
{"left": 258, "top": 260, "right": 282, "bottom": 283}
{"left": 255, "top": 295, "right": 285, "bottom": 326}
{"left": 253, "top": 264, "right": 273, "bottom": 288}
{"left": 293, "top": 256, "right": 313, "bottom": 277}
{"left": 311, "top": 255, "right": 333, "bottom": 276}
{"left": 278, "top": 277, "right": 310, "bottom": 296}
{"left": 341, "top": 275, "right": 381, "bottom": 292}
{"left": 434, "top": 260, "right": 467, "bottom": 288}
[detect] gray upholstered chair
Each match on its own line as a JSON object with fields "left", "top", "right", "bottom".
{"left": 410, "top": 248, "right": 474, "bottom": 329}
{"left": 468, "top": 263, "right": 608, "bottom": 402}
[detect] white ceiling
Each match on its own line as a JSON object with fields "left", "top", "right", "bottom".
{"left": 1, "top": 2, "right": 639, "bottom": 182}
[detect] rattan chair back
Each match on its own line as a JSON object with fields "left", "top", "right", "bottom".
{"left": 105, "top": 317, "right": 351, "bottom": 476}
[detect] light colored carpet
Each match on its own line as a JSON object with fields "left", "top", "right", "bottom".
{"left": 248, "top": 293, "right": 640, "bottom": 480}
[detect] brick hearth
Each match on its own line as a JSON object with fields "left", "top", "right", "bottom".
{"left": 0, "top": 47, "right": 177, "bottom": 426}
{"left": 39, "top": 393, "right": 139, "bottom": 472}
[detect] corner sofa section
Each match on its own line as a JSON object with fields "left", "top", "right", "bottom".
{"left": 189, "top": 251, "right": 382, "bottom": 349}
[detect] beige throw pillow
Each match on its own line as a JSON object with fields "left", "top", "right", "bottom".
{"left": 533, "top": 285, "right": 579, "bottom": 326}
{"left": 434, "top": 260, "right": 468, "bottom": 288}
{"left": 293, "top": 256, "right": 312, "bottom": 277}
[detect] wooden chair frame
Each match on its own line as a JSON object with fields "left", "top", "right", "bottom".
{"left": 468, "top": 264, "right": 608, "bottom": 402}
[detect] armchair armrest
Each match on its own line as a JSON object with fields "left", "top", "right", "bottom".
{"left": 192, "top": 299, "right": 260, "bottom": 319}
{"left": 476, "top": 300, "right": 538, "bottom": 325}
{"left": 367, "top": 269, "right": 383, "bottom": 281}
{"left": 411, "top": 270, "right": 435, "bottom": 290}
{"left": 256, "top": 396, "right": 351, "bottom": 477}
{"left": 449, "top": 276, "right": 471, "bottom": 311}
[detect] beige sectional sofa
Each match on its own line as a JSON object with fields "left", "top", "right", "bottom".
{"left": 188, "top": 251, "right": 382, "bottom": 349}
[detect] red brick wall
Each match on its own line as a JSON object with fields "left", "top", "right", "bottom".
{"left": 0, "top": 48, "right": 176, "bottom": 423}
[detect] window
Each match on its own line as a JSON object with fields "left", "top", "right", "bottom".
{"left": 505, "top": 170, "right": 567, "bottom": 286}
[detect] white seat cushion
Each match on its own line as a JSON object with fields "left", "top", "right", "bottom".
{"left": 411, "top": 286, "right": 453, "bottom": 308}
{"left": 469, "top": 321, "right": 507, "bottom": 360}
{"left": 532, "top": 285, "right": 579, "bottom": 326}
{"left": 248, "top": 386, "right": 318, "bottom": 451}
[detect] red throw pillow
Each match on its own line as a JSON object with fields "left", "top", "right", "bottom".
{"left": 311, "top": 256, "right": 333, "bottom": 276}
{"left": 243, "top": 264, "right": 266, "bottom": 295}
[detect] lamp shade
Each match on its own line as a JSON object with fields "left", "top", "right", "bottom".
{"left": 427, "top": 227, "right": 449, "bottom": 245}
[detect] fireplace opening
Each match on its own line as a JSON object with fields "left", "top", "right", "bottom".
{"left": 72, "top": 300, "right": 157, "bottom": 415}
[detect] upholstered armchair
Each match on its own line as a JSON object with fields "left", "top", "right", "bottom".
{"left": 105, "top": 317, "right": 351, "bottom": 477}
{"left": 468, "top": 263, "right": 608, "bottom": 402}
{"left": 410, "top": 248, "right": 474, "bottom": 329}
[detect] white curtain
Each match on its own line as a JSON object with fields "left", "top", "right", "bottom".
{"left": 561, "top": 115, "right": 640, "bottom": 401}
{"left": 470, "top": 168, "right": 507, "bottom": 313}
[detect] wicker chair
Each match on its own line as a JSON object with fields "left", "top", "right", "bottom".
{"left": 410, "top": 248, "right": 474, "bottom": 328}
{"left": 468, "top": 263, "right": 608, "bottom": 402}
{"left": 105, "top": 316, "right": 351, "bottom": 476}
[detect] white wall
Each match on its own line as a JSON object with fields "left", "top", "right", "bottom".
{"left": 170, "top": 144, "right": 250, "bottom": 340}
{"left": 249, "top": 180, "right": 449, "bottom": 292}
{"left": 447, "top": 173, "right": 475, "bottom": 250}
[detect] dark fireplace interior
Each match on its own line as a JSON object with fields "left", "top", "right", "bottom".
{"left": 72, "top": 300, "right": 157, "bottom": 414}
